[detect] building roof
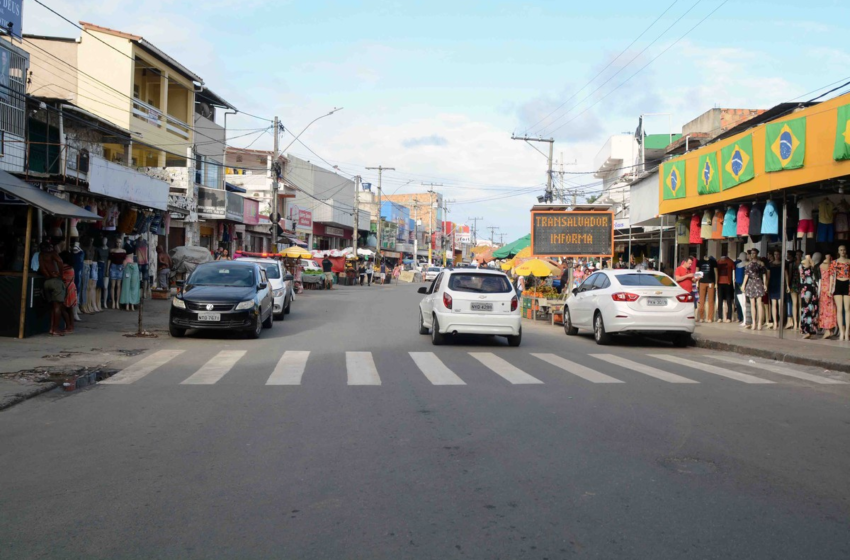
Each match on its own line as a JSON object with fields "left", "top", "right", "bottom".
{"left": 197, "top": 88, "right": 237, "bottom": 111}
{"left": 79, "top": 21, "right": 203, "bottom": 84}
{"left": 644, "top": 133, "right": 682, "bottom": 150}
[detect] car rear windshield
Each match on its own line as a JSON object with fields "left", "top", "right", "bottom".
{"left": 190, "top": 266, "right": 255, "bottom": 287}
{"left": 428, "top": 267, "right": 441, "bottom": 272}
{"left": 261, "top": 264, "right": 281, "bottom": 279}
{"left": 448, "top": 273, "right": 512, "bottom": 293}
{"left": 616, "top": 273, "right": 676, "bottom": 287}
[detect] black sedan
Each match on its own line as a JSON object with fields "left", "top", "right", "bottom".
{"left": 169, "top": 261, "right": 274, "bottom": 339}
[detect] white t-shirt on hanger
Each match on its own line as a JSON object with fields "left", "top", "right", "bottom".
{"left": 798, "top": 198, "right": 813, "bottom": 221}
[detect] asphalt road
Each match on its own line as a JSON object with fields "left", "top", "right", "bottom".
{"left": 2, "top": 281, "right": 849, "bottom": 559}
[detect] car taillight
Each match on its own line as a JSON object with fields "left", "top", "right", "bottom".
{"left": 611, "top": 292, "right": 640, "bottom": 302}
{"left": 510, "top": 295, "right": 518, "bottom": 311}
{"left": 676, "top": 293, "right": 695, "bottom": 302}
{"left": 443, "top": 292, "right": 453, "bottom": 309}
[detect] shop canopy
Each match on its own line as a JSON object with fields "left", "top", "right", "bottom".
{"left": 492, "top": 234, "right": 531, "bottom": 259}
{"left": 0, "top": 170, "right": 100, "bottom": 220}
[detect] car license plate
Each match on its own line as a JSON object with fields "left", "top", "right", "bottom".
{"left": 197, "top": 313, "right": 221, "bottom": 321}
{"left": 470, "top": 302, "right": 493, "bottom": 311}
{"left": 646, "top": 298, "right": 666, "bottom": 307}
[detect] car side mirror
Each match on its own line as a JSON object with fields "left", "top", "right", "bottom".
{"left": 258, "top": 282, "right": 268, "bottom": 290}
{"left": 285, "top": 274, "right": 294, "bottom": 282}
{"left": 418, "top": 287, "right": 428, "bottom": 294}
{"left": 572, "top": 288, "right": 578, "bottom": 296}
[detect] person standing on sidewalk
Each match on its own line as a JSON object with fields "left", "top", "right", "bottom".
{"left": 696, "top": 254, "right": 718, "bottom": 322}
{"left": 379, "top": 261, "right": 387, "bottom": 285}
{"left": 358, "top": 261, "right": 367, "bottom": 286}
{"left": 366, "top": 260, "right": 374, "bottom": 286}
{"left": 674, "top": 256, "right": 695, "bottom": 303}
{"left": 321, "top": 256, "right": 334, "bottom": 290}
{"left": 39, "top": 241, "right": 69, "bottom": 336}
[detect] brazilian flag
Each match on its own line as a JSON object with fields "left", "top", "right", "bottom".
{"left": 721, "top": 134, "right": 754, "bottom": 190}
{"left": 662, "top": 160, "right": 686, "bottom": 200}
{"left": 835, "top": 104, "right": 850, "bottom": 161}
{"left": 696, "top": 152, "right": 720, "bottom": 195}
{"left": 766, "top": 117, "right": 805, "bottom": 171}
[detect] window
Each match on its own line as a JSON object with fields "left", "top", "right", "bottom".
{"left": 447, "top": 273, "right": 512, "bottom": 293}
{"left": 188, "top": 266, "right": 255, "bottom": 287}
{"left": 616, "top": 273, "right": 676, "bottom": 287}
{"left": 579, "top": 273, "right": 599, "bottom": 292}
{"left": 432, "top": 273, "right": 444, "bottom": 292}
{"left": 596, "top": 275, "right": 611, "bottom": 289}
{"left": 262, "top": 264, "right": 281, "bottom": 279}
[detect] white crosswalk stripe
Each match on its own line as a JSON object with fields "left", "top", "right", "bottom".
{"left": 101, "top": 350, "right": 185, "bottom": 385}
{"left": 409, "top": 352, "right": 466, "bottom": 385}
{"left": 470, "top": 352, "right": 543, "bottom": 384}
{"left": 590, "top": 354, "right": 699, "bottom": 384}
{"left": 267, "top": 351, "right": 310, "bottom": 385}
{"left": 649, "top": 355, "right": 774, "bottom": 384}
{"left": 532, "top": 353, "right": 623, "bottom": 383}
{"left": 181, "top": 350, "right": 246, "bottom": 385}
{"left": 712, "top": 355, "right": 848, "bottom": 385}
{"left": 346, "top": 352, "right": 381, "bottom": 385}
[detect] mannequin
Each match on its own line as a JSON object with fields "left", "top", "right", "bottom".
{"left": 136, "top": 237, "right": 151, "bottom": 300}
{"left": 96, "top": 237, "right": 110, "bottom": 310}
{"left": 120, "top": 253, "right": 140, "bottom": 311}
{"left": 785, "top": 250, "right": 802, "bottom": 331}
{"left": 818, "top": 254, "right": 836, "bottom": 339}
{"left": 740, "top": 249, "right": 766, "bottom": 330}
{"left": 735, "top": 252, "right": 748, "bottom": 326}
{"left": 768, "top": 251, "right": 783, "bottom": 330}
{"left": 82, "top": 237, "right": 98, "bottom": 313}
{"left": 71, "top": 239, "right": 85, "bottom": 319}
{"left": 834, "top": 244, "right": 850, "bottom": 341}
{"left": 799, "top": 255, "right": 819, "bottom": 339}
{"left": 108, "top": 236, "right": 127, "bottom": 309}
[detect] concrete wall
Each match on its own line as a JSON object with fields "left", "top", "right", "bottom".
{"left": 24, "top": 37, "right": 78, "bottom": 102}
{"left": 682, "top": 108, "right": 766, "bottom": 140}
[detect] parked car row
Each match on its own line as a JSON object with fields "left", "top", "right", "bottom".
{"left": 169, "top": 257, "right": 295, "bottom": 339}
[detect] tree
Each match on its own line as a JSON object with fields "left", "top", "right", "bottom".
{"left": 585, "top": 194, "right": 601, "bottom": 204}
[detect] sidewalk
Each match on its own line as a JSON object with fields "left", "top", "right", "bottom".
{"left": 0, "top": 299, "right": 172, "bottom": 410}
{"left": 692, "top": 321, "right": 850, "bottom": 373}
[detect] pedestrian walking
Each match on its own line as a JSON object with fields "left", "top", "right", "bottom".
{"left": 366, "top": 260, "right": 374, "bottom": 286}
{"left": 380, "top": 261, "right": 387, "bottom": 285}
{"left": 322, "top": 256, "right": 334, "bottom": 290}
{"left": 157, "top": 245, "right": 171, "bottom": 290}
{"left": 393, "top": 264, "right": 401, "bottom": 283}
{"left": 39, "top": 241, "right": 70, "bottom": 336}
{"left": 359, "top": 261, "right": 367, "bottom": 286}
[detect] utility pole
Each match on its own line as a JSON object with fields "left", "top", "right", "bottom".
{"left": 353, "top": 175, "right": 361, "bottom": 260}
{"left": 422, "top": 183, "right": 442, "bottom": 265}
{"left": 498, "top": 233, "right": 506, "bottom": 245}
{"left": 412, "top": 201, "right": 419, "bottom": 265}
{"left": 271, "top": 116, "right": 280, "bottom": 251}
{"left": 512, "top": 135, "right": 554, "bottom": 202}
{"left": 442, "top": 197, "right": 455, "bottom": 267}
{"left": 487, "top": 226, "right": 499, "bottom": 246}
{"left": 467, "top": 216, "right": 483, "bottom": 245}
{"left": 366, "top": 165, "right": 395, "bottom": 263}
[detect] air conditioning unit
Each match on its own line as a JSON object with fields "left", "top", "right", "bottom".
{"left": 198, "top": 102, "right": 213, "bottom": 119}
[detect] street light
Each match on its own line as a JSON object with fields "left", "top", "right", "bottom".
{"left": 280, "top": 107, "right": 344, "bottom": 155}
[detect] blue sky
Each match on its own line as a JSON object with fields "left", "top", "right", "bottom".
{"left": 29, "top": 0, "right": 850, "bottom": 240}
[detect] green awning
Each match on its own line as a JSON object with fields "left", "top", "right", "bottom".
{"left": 492, "top": 234, "right": 530, "bottom": 259}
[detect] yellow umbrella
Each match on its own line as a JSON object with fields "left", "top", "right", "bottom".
{"left": 514, "top": 246, "right": 532, "bottom": 259}
{"left": 280, "top": 246, "right": 311, "bottom": 259}
{"left": 500, "top": 259, "right": 514, "bottom": 271}
{"left": 514, "top": 258, "right": 560, "bottom": 277}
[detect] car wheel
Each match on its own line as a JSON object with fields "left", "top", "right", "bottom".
{"left": 418, "top": 309, "right": 429, "bottom": 334}
{"left": 431, "top": 315, "right": 445, "bottom": 345}
{"left": 564, "top": 306, "right": 578, "bottom": 336}
{"left": 247, "top": 317, "right": 262, "bottom": 339}
{"left": 593, "top": 312, "right": 612, "bottom": 345}
{"left": 507, "top": 328, "right": 522, "bottom": 347}
{"left": 285, "top": 296, "right": 292, "bottom": 314}
{"left": 263, "top": 309, "right": 274, "bottom": 329}
{"left": 672, "top": 332, "right": 692, "bottom": 348}
{"left": 169, "top": 324, "right": 186, "bottom": 338}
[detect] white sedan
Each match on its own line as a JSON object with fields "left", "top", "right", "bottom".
{"left": 563, "top": 269, "right": 695, "bottom": 346}
{"left": 423, "top": 266, "right": 442, "bottom": 282}
{"left": 418, "top": 269, "right": 522, "bottom": 346}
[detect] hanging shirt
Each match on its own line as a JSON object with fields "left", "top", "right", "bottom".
{"left": 711, "top": 209, "right": 724, "bottom": 239}
{"left": 689, "top": 214, "right": 702, "bottom": 244}
{"left": 761, "top": 200, "right": 780, "bottom": 235}
{"left": 103, "top": 205, "right": 119, "bottom": 231}
{"left": 748, "top": 203, "right": 763, "bottom": 237}
{"left": 818, "top": 198, "right": 835, "bottom": 224}
{"left": 676, "top": 217, "right": 690, "bottom": 244}
{"left": 700, "top": 210, "right": 713, "bottom": 239}
{"left": 798, "top": 198, "right": 813, "bottom": 221}
{"left": 717, "top": 256, "right": 734, "bottom": 285}
{"left": 736, "top": 204, "right": 750, "bottom": 236}
{"left": 722, "top": 206, "right": 738, "bottom": 237}
{"left": 785, "top": 202, "right": 799, "bottom": 239}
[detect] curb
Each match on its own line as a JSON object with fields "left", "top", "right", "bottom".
{"left": 0, "top": 382, "right": 59, "bottom": 412}
{"left": 692, "top": 336, "right": 850, "bottom": 373}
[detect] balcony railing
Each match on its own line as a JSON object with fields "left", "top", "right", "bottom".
{"left": 132, "top": 98, "right": 191, "bottom": 140}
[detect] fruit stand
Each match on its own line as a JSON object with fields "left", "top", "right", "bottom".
{"left": 520, "top": 287, "right": 566, "bottom": 323}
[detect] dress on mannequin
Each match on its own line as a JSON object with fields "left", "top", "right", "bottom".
{"left": 120, "top": 256, "right": 140, "bottom": 310}
{"left": 742, "top": 255, "right": 766, "bottom": 329}
{"left": 818, "top": 258, "right": 837, "bottom": 337}
{"left": 108, "top": 238, "right": 127, "bottom": 309}
{"left": 96, "top": 239, "right": 109, "bottom": 310}
{"left": 833, "top": 245, "right": 850, "bottom": 341}
{"left": 799, "top": 259, "right": 819, "bottom": 338}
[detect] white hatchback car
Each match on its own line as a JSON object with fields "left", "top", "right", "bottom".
{"left": 423, "top": 266, "right": 442, "bottom": 282}
{"left": 418, "top": 269, "right": 522, "bottom": 346}
{"left": 564, "top": 269, "right": 695, "bottom": 346}
{"left": 235, "top": 257, "right": 293, "bottom": 319}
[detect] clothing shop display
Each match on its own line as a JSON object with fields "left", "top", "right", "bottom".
{"left": 761, "top": 200, "right": 780, "bottom": 235}
{"left": 744, "top": 260, "right": 767, "bottom": 298}
{"left": 768, "top": 261, "right": 782, "bottom": 300}
{"left": 711, "top": 209, "right": 724, "bottom": 239}
{"left": 785, "top": 201, "right": 799, "bottom": 240}
{"left": 748, "top": 203, "right": 764, "bottom": 242}
{"left": 736, "top": 203, "right": 750, "bottom": 236}
{"left": 700, "top": 210, "right": 713, "bottom": 239}
{"left": 676, "top": 217, "right": 689, "bottom": 244}
{"left": 818, "top": 263, "right": 837, "bottom": 330}
{"left": 835, "top": 201, "right": 849, "bottom": 240}
{"left": 103, "top": 205, "right": 119, "bottom": 231}
{"left": 717, "top": 256, "right": 735, "bottom": 321}
{"left": 798, "top": 198, "right": 815, "bottom": 236}
{"left": 62, "top": 264, "right": 77, "bottom": 309}
{"left": 834, "top": 261, "right": 850, "bottom": 296}
{"left": 689, "top": 213, "right": 702, "bottom": 244}
{"left": 697, "top": 256, "right": 717, "bottom": 322}
{"left": 799, "top": 265, "right": 819, "bottom": 335}
{"left": 119, "top": 262, "right": 141, "bottom": 305}
{"left": 117, "top": 208, "right": 138, "bottom": 235}
{"left": 722, "top": 206, "right": 737, "bottom": 237}
{"left": 816, "top": 198, "right": 836, "bottom": 242}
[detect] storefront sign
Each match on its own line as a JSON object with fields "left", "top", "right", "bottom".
{"left": 197, "top": 186, "right": 225, "bottom": 218}
{"left": 288, "top": 204, "right": 312, "bottom": 230}
{"left": 530, "top": 210, "right": 614, "bottom": 258}
{"left": 168, "top": 193, "right": 195, "bottom": 213}
{"left": 243, "top": 198, "right": 260, "bottom": 225}
{"left": 0, "top": 1, "right": 23, "bottom": 39}
{"left": 225, "top": 191, "right": 244, "bottom": 222}
{"left": 88, "top": 154, "right": 169, "bottom": 211}
{"left": 324, "top": 225, "right": 344, "bottom": 237}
